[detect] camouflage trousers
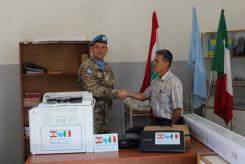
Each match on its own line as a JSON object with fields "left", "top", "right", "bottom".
{"left": 93, "top": 98, "right": 112, "bottom": 134}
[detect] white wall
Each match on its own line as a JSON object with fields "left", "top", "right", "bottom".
{"left": 1, "top": 0, "right": 245, "bottom": 64}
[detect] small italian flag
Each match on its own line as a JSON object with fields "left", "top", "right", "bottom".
{"left": 211, "top": 9, "right": 233, "bottom": 125}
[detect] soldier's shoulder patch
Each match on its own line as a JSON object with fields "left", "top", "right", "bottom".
{"left": 86, "top": 68, "right": 93, "bottom": 75}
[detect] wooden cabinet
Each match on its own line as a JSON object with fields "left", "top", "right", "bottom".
{"left": 19, "top": 41, "right": 90, "bottom": 159}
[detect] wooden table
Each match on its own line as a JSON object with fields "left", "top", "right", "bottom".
{"left": 25, "top": 137, "right": 212, "bottom": 164}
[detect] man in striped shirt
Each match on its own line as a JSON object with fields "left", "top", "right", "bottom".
{"left": 124, "top": 49, "right": 183, "bottom": 126}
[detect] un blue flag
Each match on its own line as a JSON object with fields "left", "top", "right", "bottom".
{"left": 188, "top": 7, "right": 207, "bottom": 109}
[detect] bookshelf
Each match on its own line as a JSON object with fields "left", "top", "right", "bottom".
{"left": 19, "top": 41, "right": 90, "bottom": 160}
{"left": 201, "top": 29, "right": 245, "bottom": 58}
{"left": 202, "top": 30, "right": 245, "bottom": 110}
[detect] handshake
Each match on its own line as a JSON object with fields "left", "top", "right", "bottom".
{"left": 113, "top": 89, "right": 147, "bottom": 101}
{"left": 113, "top": 89, "right": 130, "bottom": 100}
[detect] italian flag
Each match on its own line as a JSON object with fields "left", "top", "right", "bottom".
{"left": 211, "top": 9, "right": 233, "bottom": 125}
{"left": 140, "top": 11, "right": 160, "bottom": 92}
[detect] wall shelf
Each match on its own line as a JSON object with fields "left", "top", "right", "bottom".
{"left": 19, "top": 41, "right": 90, "bottom": 160}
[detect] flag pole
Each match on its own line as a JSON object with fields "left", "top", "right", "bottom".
{"left": 231, "top": 119, "right": 233, "bottom": 131}
{"left": 204, "top": 70, "right": 213, "bottom": 117}
{"left": 190, "top": 61, "right": 194, "bottom": 113}
{"left": 190, "top": 88, "right": 193, "bottom": 113}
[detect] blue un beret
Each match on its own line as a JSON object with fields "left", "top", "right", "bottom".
{"left": 90, "top": 34, "right": 107, "bottom": 46}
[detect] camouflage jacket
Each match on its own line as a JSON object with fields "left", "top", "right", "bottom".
{"left": 80, "top": 58, "right": 116, "bottom": 98}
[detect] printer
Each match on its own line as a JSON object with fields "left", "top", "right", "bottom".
{"left": 29, "top": 91, "right": 95, "bottom": 154}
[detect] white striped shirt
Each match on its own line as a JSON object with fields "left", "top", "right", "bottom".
{"left": 144, "top": 71, "right": 183, "bottom": 119}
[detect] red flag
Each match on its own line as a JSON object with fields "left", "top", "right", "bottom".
{"left": 140, "top": 11, "right": 160, "bottom": 92}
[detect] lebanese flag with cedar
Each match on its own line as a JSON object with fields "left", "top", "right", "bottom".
{"left": 140, "top": 11, "right": 160, "bottom": 92}
{"left": 211, "top": 9, "right": 233, "bottom": 125}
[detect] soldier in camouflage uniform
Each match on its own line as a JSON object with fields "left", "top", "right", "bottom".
{"left": 80, "top": 34, "right": 118, "bottom": 134}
